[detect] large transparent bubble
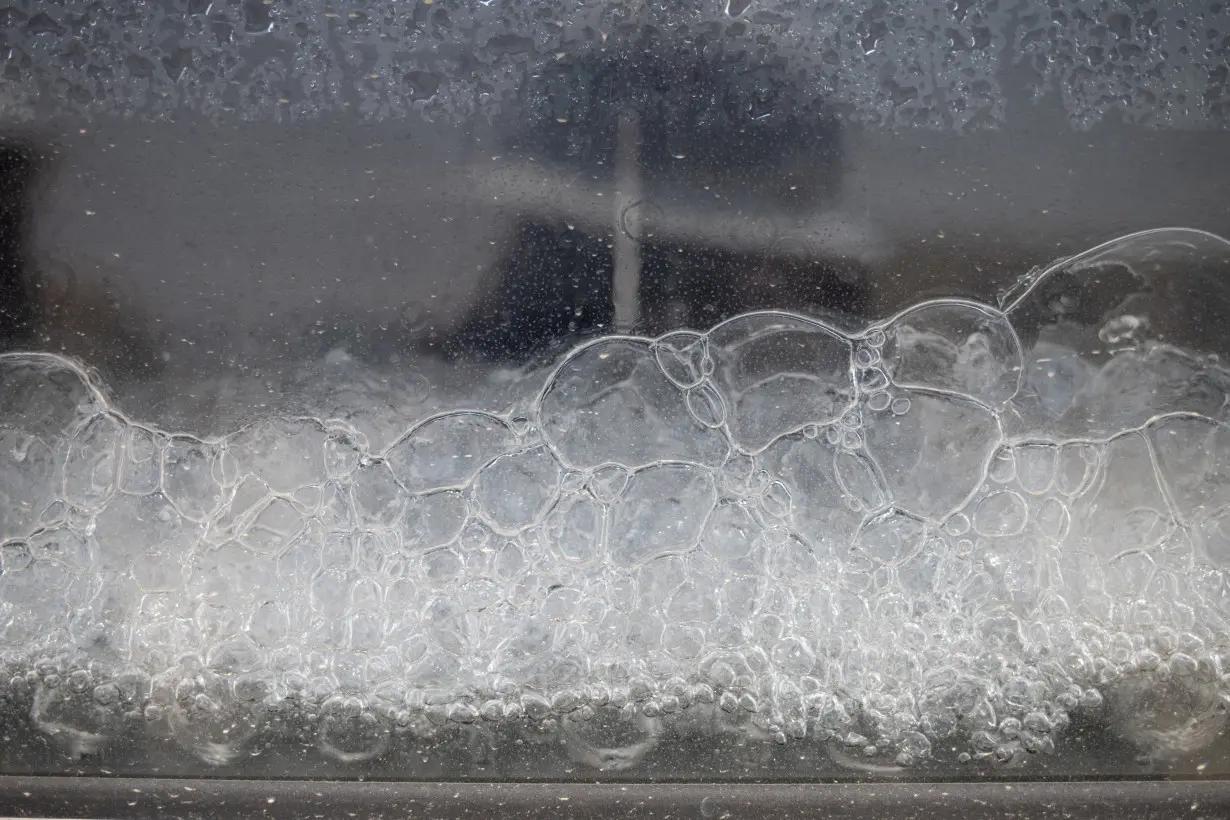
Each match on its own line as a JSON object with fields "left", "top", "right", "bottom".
{"left": 3, "top": 229, "right": 1230, "bottom": 777}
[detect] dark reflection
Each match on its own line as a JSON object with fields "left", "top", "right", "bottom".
{"left": 1005, "top": 261, "right": 1150, "bottom": 356}
{"left": 442, "top": 222, "right": 869, "bottom": 362}
{"left": 440, "top": 219, "right": 616, "bottom": 361}
{"left": 637, "top": 241, "right": 867, "bottom": 334}
{"left": 511, "top": 43, "right": 842, "bottom": 207}
{"left": 0, "top": 134, "right": 163, "bottom": 376}
{"left": 0, "top": 139, "right": 39, "bottom": 348}
{"left": 440, "top": 40, "right": 867, "bottom": 361}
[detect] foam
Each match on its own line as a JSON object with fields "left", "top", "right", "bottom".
{"left": 2, "top": 228, "right": 1230, "bottom": 773}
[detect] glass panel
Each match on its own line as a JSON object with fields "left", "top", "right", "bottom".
{"left": 1, "top": 0, "right": 1229, "bottom": 782}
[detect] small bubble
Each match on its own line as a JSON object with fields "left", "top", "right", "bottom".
{"left": 560, "top": 470, "right": 587, "bottom": 493}
{"left": 93, "top": 683, "right": 120, "bottom": 706}
{"left": 974, "top": 490, "right": 1028, "bottom": 537}
{"left": 725, "top": 0, "right": 752, "bottom": 17}
{"left": 971, "top": 731, "right": 998, "bottom": 752}
{"left": 861, "top": 367, "right": 890, "bottom": 395}
{"left": 619, "top": 199, "right": 664, "bottom": 242}
{"left": 654, "top": 333, "right": 706, "bottom": 389}
{"left": 448, "top": 702, "right": 479, "bottom": 723}
{"left": 867, "top": 391, "right": 892, "bottom": 412}
{"left": 1135, "top": 649, "right": 1162, "bottom": 671}
{"left": 854, "top": 347, "right": 879, "bottom": 368}
{"left": 692, "top": 684, "right": 715, "bottom": 704}
{"left": 0, "top": 541, "right": 33, "bottom": 572}
{"left": 588, "top": 463, "right": 631, "bottom": 502}
{"left": 686, "top": 383, "right": 728, "bottom": 429}
{"left": 945, "top": 513, "right": 971, "bottom": 536}
{"left": 989, "top": 446, "right": 1016, "bottom": 483}
{"left": 1023, "top": 711, "right": 1052, "bottom": 734}
{"left": 890, "top": 397, "right": 912, "bottom": 416}
{"left": 1171, "top": 652, "right": 1199, "bottom": 676}
{"left": 760, "top": 481, "right": 792, "bottom": 519}
{"left": 1037, "top": 496, "right": 1071, "bottom": 542}
{"left": 523, "top": 693, "right": 552, "bottom": 720}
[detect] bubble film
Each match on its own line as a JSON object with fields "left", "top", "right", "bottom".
{"left": 2, "top": 228, "right": 1230, "bottom": 778}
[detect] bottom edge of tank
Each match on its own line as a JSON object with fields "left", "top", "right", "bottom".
{"left": 1, "top": 776, "right": 1229, "bottom": 819}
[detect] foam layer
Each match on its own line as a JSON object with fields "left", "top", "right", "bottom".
{"left": 2, "top": 228, "right": 1230, "bottom": 774}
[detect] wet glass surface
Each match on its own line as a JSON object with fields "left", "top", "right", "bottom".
{"left": 1, "top": 0, "right": 1230, "bottom": 783}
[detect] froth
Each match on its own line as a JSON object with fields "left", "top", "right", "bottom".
{"left": 3, "top": 229, "right": 1230, "bottom": 775}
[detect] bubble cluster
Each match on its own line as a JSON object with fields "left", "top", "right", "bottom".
{"left": 3, "top": 229, "right": 1230, "bottom": 775}
{"left": 0, "top": 0, "right": 1223, "bottom": 129}
{"left": 1013, "top": 0, "right": 1230, "bottom": 129}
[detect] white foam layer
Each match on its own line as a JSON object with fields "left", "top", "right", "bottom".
{"left": 3, "top": 229, "right": 1230, "bottom": 772}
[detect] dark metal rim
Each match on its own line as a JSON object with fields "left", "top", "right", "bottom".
{"left": 1, "top": 776, "right": 1229, "bottom": 819}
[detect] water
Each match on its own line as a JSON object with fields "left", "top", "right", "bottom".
{"left": 2, "top": 228, "right": 1230, "bottom": 777}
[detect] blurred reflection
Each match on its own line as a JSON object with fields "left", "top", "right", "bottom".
{"left": 440, "top": 42, "right": 871, "bottom": 361}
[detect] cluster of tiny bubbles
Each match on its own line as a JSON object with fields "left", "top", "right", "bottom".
{"left": 4, "top": 0, "right": 1222, "bottom": 129}
{"left": 4, "top": 230, "right": 1230, "bottom": 775}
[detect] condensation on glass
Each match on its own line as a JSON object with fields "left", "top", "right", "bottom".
{"left": 1, "top": 0, "right": 1229, "bottom": 783}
